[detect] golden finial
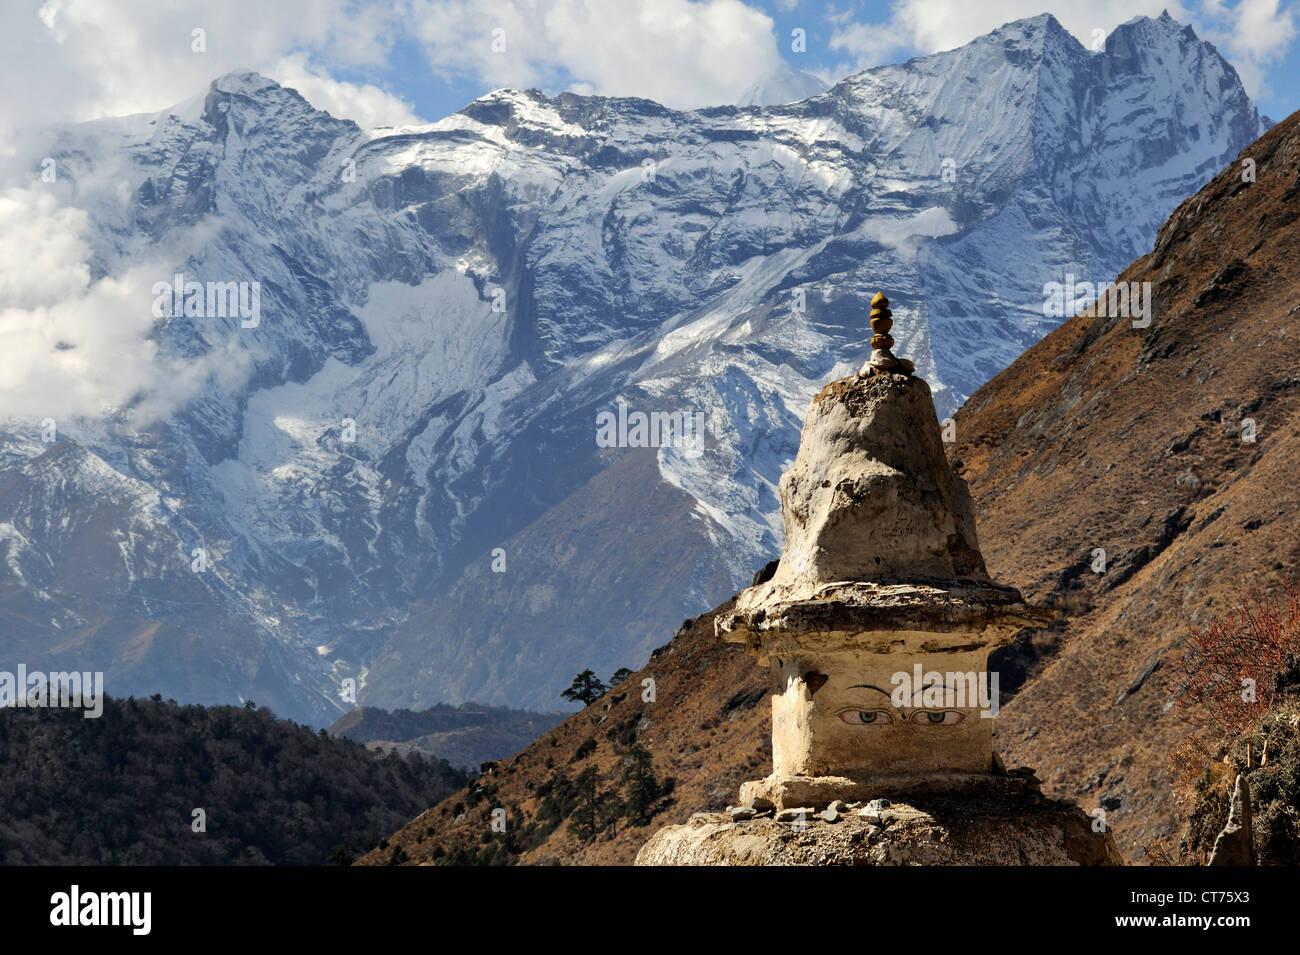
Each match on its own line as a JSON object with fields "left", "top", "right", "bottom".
{"left": 860, "top": 292, "right": 915, "bottom": 377}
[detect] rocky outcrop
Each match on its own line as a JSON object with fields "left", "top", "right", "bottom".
{"left": 1208, "top": 775, "right": 1256, "bottom": 866}
{"left": 637, "top": 791, "right": 1121, "bottom": 866}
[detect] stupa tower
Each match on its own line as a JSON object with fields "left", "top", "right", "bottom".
{"left": 637, "top": 294, "right": 1121, "bottom": 865}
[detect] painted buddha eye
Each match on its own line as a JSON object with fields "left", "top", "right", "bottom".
{"left": 910, "top": 710, "right": 964, "bottom": 725}
{"left": 839, "top": 709, "right": 893, "bottom": 725}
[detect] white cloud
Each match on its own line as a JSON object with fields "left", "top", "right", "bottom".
{"left": 0, "top": 188, "right": 90, "bottom": 309}
{"left": 861, "top": 206, "right": 958, "bottom": 263}
{"left": 0, "top": 185, "right": 251, "bottom": 423}
{"left": 0, "top": 0, "right": 793, "bottom": 140}
{"left": 408, "top": 0, "right": 785, "bottom": 109}
{"left": 0, "top": 0, "right": 406, "bottom": 139}
{"left": 1197, "top": 0, "right": 1297, "bottom": 97}
{"left": 268, "top": 53, "right": 421, "bottom": 128}
{"left": 1232, "top": 0, "right": 1297, "bottom": 60}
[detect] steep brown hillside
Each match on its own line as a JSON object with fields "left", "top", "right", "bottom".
{"left": 956, "top": 109, "right": 1300, "bottom": 861}
{"left": 361, "top": 109, "right": 1300, "bottom": 866}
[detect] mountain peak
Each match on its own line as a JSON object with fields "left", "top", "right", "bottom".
{"left": 194, "top": 69, "right": 355, "bottom": 134}
{"left": 1120, "top": 10, "right": 1191, "bottom": 30}
{"left": 1112, "top": 9, "right": 1205, "bottom": 47}
{"left": 211, "top": 70, "right": 281, "bottom": 96}
{"left": 991, "top": 12, "right": 1071, "bottom": 41}
{"left": 995, "top": 12, "right": 1060, "bottom": 30}
{"left": 1103, "top": 10, "right": 1243, "bottom": 93}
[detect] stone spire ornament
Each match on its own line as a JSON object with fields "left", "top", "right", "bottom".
{"left": 860, "top": 292, "right": 915, "bottom": 377}
{"left": 636, "top": 341, "right": 1121, "bottom": 866}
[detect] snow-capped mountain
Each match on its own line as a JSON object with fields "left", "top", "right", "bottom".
{"left": 0, "top": 13, "right": 1267, "bottom": 721}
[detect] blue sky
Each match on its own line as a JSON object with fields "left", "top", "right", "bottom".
{"left": 0, "top": 1, "right": 1295, "bottom": 139}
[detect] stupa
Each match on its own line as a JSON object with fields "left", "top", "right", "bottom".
{"left": 637, "top": 294, "right": 1121, "bottom": 865}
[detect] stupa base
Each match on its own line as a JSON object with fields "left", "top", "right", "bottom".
{"left": 738, "top": 769, "right": 1032, "bottom": 810}
{"left": 635, "top": 788, "right": 1122, "bottom": 866}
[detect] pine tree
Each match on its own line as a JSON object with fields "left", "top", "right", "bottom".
{"left": 561, "top": 669, "right": 607, "bottom": 706}
{"left": 621, "top": 744, "right": 662, "bottom": 825}
{"left": 569, "top": 766, "right": 621, "bottom": 842}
